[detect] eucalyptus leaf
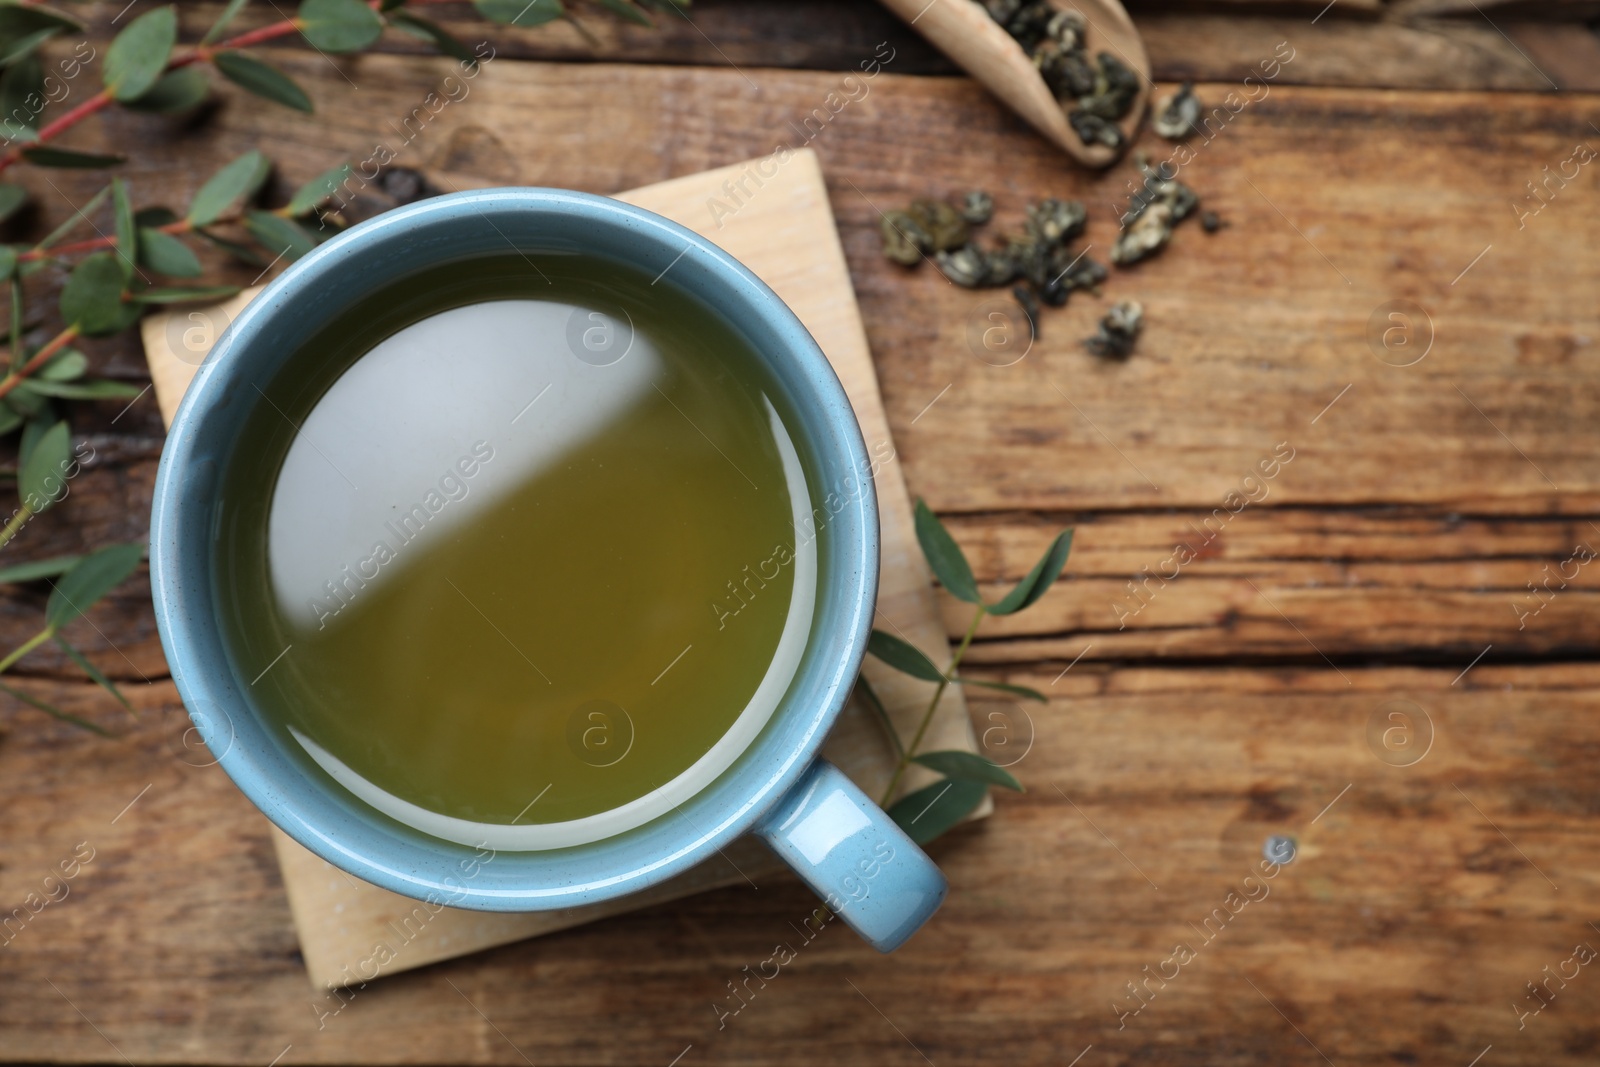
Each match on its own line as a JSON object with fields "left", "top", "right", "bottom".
{"left": 59, "top": 252, "right": 127, "bottom": 335}
{"left": 0, "top": 183, "right": 25, "bottom": 222}
{"left": 0, "top": 402, "right": 19, "bottom": 435}
{"left": 4, "top": 382, "right": 47, "bottom": 416}
{"left": 19, "top": 146, "right": 124, "bottom": 169}
{"left": 913, "top": 498, "right": 980, "bottom": 604}
{"left": 34, "top": 184, "right": 108, "bottom": 252}
{"left": 213, "top": 51, "right": 313, "bottom": 113}
{"left": 0, "top": 4, "right": 79, "bottom": 67}
{"left": 202, "top": 0, "right": 254, "bottom": 45}
{"left": 187, "top": 150, "right": 270, "bottom": 226}
{"left": 595, "top": 0, "right": 652, "bottom": 25}
{"left": 123, "top": 66, "right": 209, "bottom": 113}
{"left": 473, "top": 0, "right": 564, "bottom": 27}
{"left": 37, "top": 348, "right": 86, "bottom": 381}
{"left": 0, "top": 677, "right": 113, "bottom": 735}
{"left": 18, "top": 417, "right": 69, "bottom": 512}
{"left": 855, "top": 673, "right": 902, "bottom": 758}
{"left": 298, "top": 0, "right": 383, "bottom": 52}
{"left": 987, "top": 529, "right": 1073, "bottom": 616}
{"left": 102, "top": 5, "right": 177, "bottom": 101}
{"left": 888, "top": 777, "right": 987, "bottom": 844}
{"left": 244, "top": 210, "right": 316, "bottom": 260}
{"left": 26, "top": 378, "right": 141, "bottom": 399}
{"left": 134, "top": 206, "right": 178, "bottom": 228}
{"left": 866, "top": 628, "right": 944, "bottom": 682}
{"left": 952, "top": 676, "right": 1046, "bottom": 702}
{"left": 286, "top": 162, "right": 351, "bottom": 215}
{"left": 0, "top": 53, "right": 43, "bottom": 142}
{"left": 54, "top": 634, "right": 129, "bottom": 710}
{"left": 0, "top": 4, "right": 80, "bottom": 39}
{"left": 17, "top": 412, "right": 54, "bottom": 469}
{"left": 111, "top": 177, "right": 136, "bottom": 282}
{"left": 137, "top": 228, "right": 201, "bottom": 276}
{"left": 0, "top": 553, "right": 79, "bottom": 583}
{"left": 387, "top": 11, "right": 479, "bottom": 65}
{"left": 0, "top": 26, "right": 60, "bottom": 70}
{"left": 130, "top": 284, "right": 241, "bottom": 304}
{"left": 0, "top": 244, "right": 15, "bottom": 282}
{"left": 46, "top": 542, "right": 143, "bottom": 630}
{"left": 195, "top": 227, "right": 268, "bottom": 267}
{"left": 911, "top": 750, "right": 1022, "bottom": 791}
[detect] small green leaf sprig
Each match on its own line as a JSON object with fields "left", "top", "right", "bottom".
{"left": 866, "top": 501, "right": 1072, "bottom": 844}
{"left": 0, "top": 0, "right": 679, "bottom": 730}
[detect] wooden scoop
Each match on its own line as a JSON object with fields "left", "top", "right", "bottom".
{"left": 879, "top": 0, "right": 1150, "bottom": 168}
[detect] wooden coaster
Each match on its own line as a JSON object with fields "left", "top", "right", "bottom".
{"left": 140, "top": 149, "right": 985, "bottom": 988}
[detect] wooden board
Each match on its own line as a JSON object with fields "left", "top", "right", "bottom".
{"left": 1, "top": 47, "right": 1598, "bottom": 1067}
{"left": 138, "top": 149, "right": 984, "bottom": 988}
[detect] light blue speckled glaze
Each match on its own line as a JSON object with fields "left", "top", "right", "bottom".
{"left": 148, "top": 188, "right": 946, "bottom": 952}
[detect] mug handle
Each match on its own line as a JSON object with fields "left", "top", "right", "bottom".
{"left": 754, "top": 758, "right": 948, "bottom": 952}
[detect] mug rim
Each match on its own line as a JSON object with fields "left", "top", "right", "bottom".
{"left": 149, "top": 187, "right": 881, "bottom": 910}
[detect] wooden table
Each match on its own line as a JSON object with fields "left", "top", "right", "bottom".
{"left": 2, "top": 1, "right": 1598, "bottom": 1063}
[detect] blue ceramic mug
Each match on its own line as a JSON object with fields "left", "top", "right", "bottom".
{"left": 149, "top": 189, "right": 947, "bottom": 952}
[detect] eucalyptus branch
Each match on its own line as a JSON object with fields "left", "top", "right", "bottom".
{"left": 878, "top": 604, "right": 985, "bottom": 807}
{"left": 862, "top": 501, "right": 1073, "bottom": 844}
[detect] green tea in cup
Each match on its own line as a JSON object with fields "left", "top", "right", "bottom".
{"left": 213, "top": 251, "right": 823, "bottom": 850}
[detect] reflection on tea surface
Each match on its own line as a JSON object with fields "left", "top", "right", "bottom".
{"left": 215, "top": 257, "right": 818, "bottom": 850}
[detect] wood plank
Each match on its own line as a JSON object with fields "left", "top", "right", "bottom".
{"left": 2, "top": 664, "right": 1597, "bottom": 1063}
{"left": 66, "top": 1, "right": 1591, "bottom": 90}
{"left": 943, "top": 507, "right": 1600, "bottom": 666}
{"left": 49, "top": 61, "right": 1585, "bottom": 521}
{"left": 1, "top": 61, "right": 1595, "bottom": 677}
{"left": 13, "top": 480, "right": 1600, "bottom": 673}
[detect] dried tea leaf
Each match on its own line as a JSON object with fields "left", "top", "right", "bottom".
{"left": 1025, "top": 198, "right": 1086, "bottom": 245}
{"left": 908, "top": 198, "right": 968, "bottom": 252}
{"left": 879, "top": 209, "right": 928, "bottom": 266}
{"left": 958, "top": 189, "right": 993, "bottom": 225}
{"left": 1153, "top": 82, "right": 1201, "bottom": 140}
{"left": 934, "top": 244, "right": 988, "bottom": 288}
{"left": 1084, "top": 300, "right": 1143, "bottom": 359}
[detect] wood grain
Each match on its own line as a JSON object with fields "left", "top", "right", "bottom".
{"left": 0, "top": 40, "right": 1595, "bottom": 1067}
{"left": 20, "top": 54, "right": 1584, "bottom": 522}
{"left": 2, "top": 665, "right": 1597, "bottom": 1063}
{"left": 113, "top": 0, "right": 1596, "bottom": 91}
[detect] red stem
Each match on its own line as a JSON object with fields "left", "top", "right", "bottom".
{"left": 17, "top": 216, "right": 200, "bottom": 263}
{"left": 0, "top": 324, "right": 82, "bottom": 401}
{"left": 0, "top": 13, "right": 316, "bottom": 175}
